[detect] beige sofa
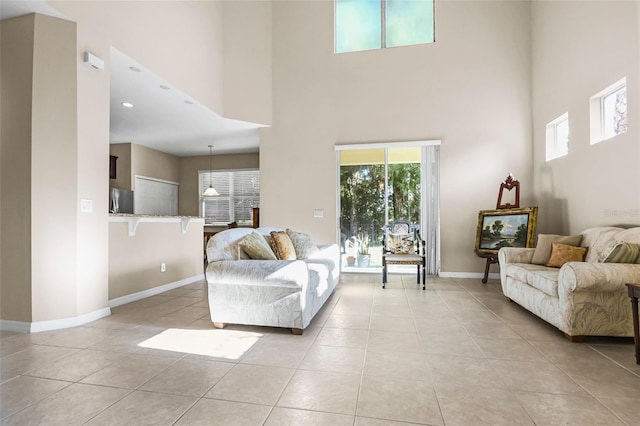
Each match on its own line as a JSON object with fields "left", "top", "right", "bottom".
{"left": 498, "top": 226, "right": 640, "bottom": 340}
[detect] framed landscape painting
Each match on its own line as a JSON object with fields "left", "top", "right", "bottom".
{"left": 475, "top": 207, "right": 538, "bottom": 255}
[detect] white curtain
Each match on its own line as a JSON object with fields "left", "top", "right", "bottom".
{"left": 422, "top": 145, "right": 440, "bottom": 276}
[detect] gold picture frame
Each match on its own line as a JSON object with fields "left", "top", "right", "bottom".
{"left": 475, "top": 207, "right": 538, "bottom": 255}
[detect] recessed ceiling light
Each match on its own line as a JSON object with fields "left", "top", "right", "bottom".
{"left": 129, "top": 66, "right": 142, "bottom": 72}
{"left": 121, "top": 102, "right": 134, "bottom": 108}
{"left": 159, "top": 85, "right": 170, "bottom": 90}
{"left": 184, "top": 100, "right": 194, "bottom": 105}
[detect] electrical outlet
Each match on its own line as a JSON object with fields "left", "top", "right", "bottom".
{"left": 161, "top": 262, "right": 166, "bottom": 272}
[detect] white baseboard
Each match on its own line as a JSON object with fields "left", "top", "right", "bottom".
{"left": 1, "top": 275, "right": 203, "bottom": 334}
{"left": 439, "top": 271, "right": 500, "bottom": 280}
{"left": 0, "top": 307, "right": 112, "bottom": 333}
{"left": 109, "top": 274, "right": 203, "bottom": 308}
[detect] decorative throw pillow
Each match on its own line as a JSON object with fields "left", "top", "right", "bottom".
{"left": 270, "top": 231, "right": 297, "bottom": 260}
{"left": 388, "top": 232, "right": 413, "bottom": 254}
{"left": 601, "top": 240, "right": 640, "bottom": 264}
{"left": 286, "top": 228, "right": 318, "bottom": 259}
{"left": 546, "top": 243, "right": 588, "bottom": 268}
{"left": 532, "top": 234, "right": 583, "bottom": 265}
{"left": 238, "top": 231, "right": 277, "bottom": 260}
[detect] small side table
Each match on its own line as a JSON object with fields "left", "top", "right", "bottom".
{"left": 626, "top": 283, "right": 640, "bottom": 365}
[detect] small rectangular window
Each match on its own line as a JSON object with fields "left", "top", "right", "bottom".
{"left": 546, "top": 113, "right": 569, "bottom": 161}
{"left": 590, "top": 77, "right": 627, "bottom": 145}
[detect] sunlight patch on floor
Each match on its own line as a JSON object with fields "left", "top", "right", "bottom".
{"left": 138, "top": 328, "right": 263, "bottom": 360}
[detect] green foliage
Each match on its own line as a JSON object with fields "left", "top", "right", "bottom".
{"left": 340, "top": 164, "right": 386, "bottom": 243}
{"left": 340, "top": 162, "right": 421, "bottom": 248}
{"left": 491, "top": 220, "right": 504, "bottom": 238}
{"left": 387, "top": 163, "right": 421, "bottom": 224}
{"left": 514, "top": 223, "right": 527, "bottom": 245}
{"left": 481, "top": 225, "right": 492, "bottom": 239}
{"left": 358, "top": 234, "right": 370, "bottom": 255}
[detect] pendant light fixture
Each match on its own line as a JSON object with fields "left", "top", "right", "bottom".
{"left": 203, "top": 145, "right": 219, "bottom": 196}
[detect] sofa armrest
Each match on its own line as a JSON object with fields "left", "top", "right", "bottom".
{"left": 498, "top": 247, "right": 535, "bottom": 265}
{"left": 559, "top": 262, "right": 640, "bottom": 293}
{"left": 309, "top": 244, "right": 340, "bottom": 259}
{"left": 206, "top": 259, "right": 309, "bottom": 288}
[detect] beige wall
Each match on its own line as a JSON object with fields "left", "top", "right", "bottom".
{"left": 264, "top": 0, "right": 533, "bottom": 274}
{"left": 108, "top": 219, "right": 203, "bottom": 300}
{"left": 0, "top": 14, "right": 78, "bottom": 322}
{"left": 532, "top": 1, "right": 640, "bottom": 234}
{"left": 222, "top": 0, "right": 272, "bottom": 125}
{"left": 0, "top": 0, "right": 230, "bottom": 327}
{"left": 50, "top": 0, "right": 226, "bottom": 323}
{"left": 1, "top": 15, "right": 35, "bottom": 322}
{"left": 178, "top": 152, "right": 260, "bottom": 217}
{"left": 131, "top": 143, "right": 181, "bottom": 188}
{"left": 52, "top": 0, "right": 224, "bottom": 115}
{"left": 31, "top": 14, "right": 79, "bottom": 322}
{"left": 109, "top": 143, "right": 132, "bottom": 190}
{"left": 110, "top": 142, "right": 181, "bottom": 191}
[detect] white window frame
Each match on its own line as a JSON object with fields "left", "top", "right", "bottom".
{"left": 334, "top": 140, "right": 441, "bottom": 275}
{"left": 545, "top": 113, "right": 569, "bottom": 161}
{"left": 590, "top": 77, "right": 627, "bottom": 145}
{"left": 199, "top": 169, "right": 260, "bottom": 226}
{"left": 334, "top": 0, "right": 435, "bottom": 54}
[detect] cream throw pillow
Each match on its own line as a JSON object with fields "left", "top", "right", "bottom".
{"left": 238, "top": 231, "right": 277, "bottom": 260}
{"left": 532, "top": 234, "right": 583, "bottom": 265}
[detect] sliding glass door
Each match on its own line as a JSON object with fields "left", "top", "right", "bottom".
{"left": 339, "top": 149, "right": 386, "bottom": 268}
{"left": 338, "top": 143, "right": 439, "bottom": 273}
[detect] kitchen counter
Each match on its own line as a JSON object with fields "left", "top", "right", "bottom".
{"left": 109, "top": 214, "right": 203, "bottom": 236}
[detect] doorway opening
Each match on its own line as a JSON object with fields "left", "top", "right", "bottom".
{"left": 336, "top": 142, "right": 440, "bottom": 275}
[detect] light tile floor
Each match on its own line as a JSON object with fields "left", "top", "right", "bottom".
{"left": 1, "top": 274, "right": 640, "bottom": 425}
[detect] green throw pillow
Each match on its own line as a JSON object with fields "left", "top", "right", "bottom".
{"left": 238, "top": 232, "right": 277, "bottom": 260}
{"left": 601, "top": 240, "right": 640, "bottom": 264}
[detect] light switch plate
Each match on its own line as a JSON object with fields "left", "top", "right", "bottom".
{"left": 80, "top": 199, "right": 93, "bottom": 213}
{"left": 313, "top": 209, "right": 324, "bottom": 218}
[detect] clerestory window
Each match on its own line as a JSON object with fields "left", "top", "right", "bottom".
{"left": 590, "top": 77, "right": 627, "bottom": 145}
{"left": 545, "top": 113, "right": 569, "bottom": 161}
{"left": 335, "top": 0, "right": 435, "bottom": 54}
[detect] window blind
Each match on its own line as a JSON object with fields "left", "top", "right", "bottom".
{"left": 199, "top": 170, "right": 260, "bottom": 225}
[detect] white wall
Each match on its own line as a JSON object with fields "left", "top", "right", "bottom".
{"left": 532, "top": 1, "right": 640, "bottom": 234}
{"left": 263, "top": 0, "right": 533, "bottom": 274}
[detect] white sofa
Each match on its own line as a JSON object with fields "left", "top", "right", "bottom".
{"left": 205, "top": 227, "right": 340, "bottom": 334}
{"left": 498, "top": 226, "right": 640, "bottom": 341}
